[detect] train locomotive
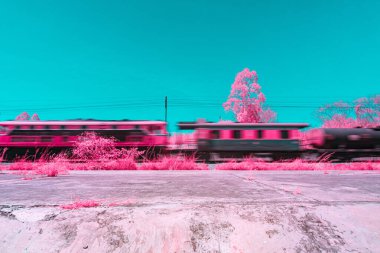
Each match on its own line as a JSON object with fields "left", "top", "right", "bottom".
{"left": 306, "top": 127, "right": 380, "bottom": 161}
{"left": 0, "top": 119, "right": 379, "bottom": 162}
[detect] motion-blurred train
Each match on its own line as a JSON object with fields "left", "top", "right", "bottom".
{"left": 0, "top": 119, "right": 379, "bottom": 162}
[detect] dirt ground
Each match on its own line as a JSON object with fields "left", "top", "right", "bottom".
{"left": 1, "top": 170, "right": 380, "bottom": 252}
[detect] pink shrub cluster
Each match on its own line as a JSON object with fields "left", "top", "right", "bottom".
{"left": 215, "top": 158, "right": 380, "bottom": 171}
{"left": 223, "top": 68, "right": 276, "bottom": 123}
{"left": 139, "top": 156, "right": 207, "bottom": 170}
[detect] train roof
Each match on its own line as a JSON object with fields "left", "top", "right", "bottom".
{"left": 0, "top": 120, "right": 166, "bottom": 125}
{"left": 177, "top": 122, "right": 309, "bottom": 130}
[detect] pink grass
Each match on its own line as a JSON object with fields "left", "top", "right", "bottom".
{"left": 107, "top": 199, "right": 137, "bottom": 207}
{"left": 9, "top": 154, "right": 70, "bottom": 177}
{"left": 60, "top": 200, "right": 101, "bottom": 210}
{"left": 215, "top": 158, "right": 380, "bottom": 171}
{"left": 139, "top": 156, "right": 207, "bottom": 170}
{"left": 60, "top": 198, "right": 137, "bottom": 209}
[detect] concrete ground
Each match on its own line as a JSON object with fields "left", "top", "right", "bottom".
{"left": 0, "top": 170, "right": 380, "bottom": 252}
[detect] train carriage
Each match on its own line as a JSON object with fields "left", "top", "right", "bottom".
{"left": 178, "top": 121, "right": 309, "bottom": 161}
{"left": 0, "top": 120, "right": 167, "bottom": 160}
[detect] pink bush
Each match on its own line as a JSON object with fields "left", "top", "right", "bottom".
{"left": 69, "top": 132, "right": 142, "bottom": 170}
{"left": 72, "top": 132, "right": 120, "bottom": 161}
{"left": 223, "top": 68, "right": 276, "bottom": 123}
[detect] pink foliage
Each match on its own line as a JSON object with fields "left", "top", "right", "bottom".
{"left": 322, "top": 115, "right": 357, "bottom": 128}
{"left": 139, "top": 156, "right": 207, "bottom": 170}
{"left": 223, "top": 68, "right": 276, "bottom": 123}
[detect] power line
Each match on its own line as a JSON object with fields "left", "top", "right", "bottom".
{"left": 1, "top": 98, "right": 379, "bottom": 113}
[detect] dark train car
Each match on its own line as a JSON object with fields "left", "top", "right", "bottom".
{"left": 178, "top": 121, "right": 309, "bottom": 161}
{"left": 0, "top": 120, "right": 167, "bottom": 160}
{"left": 306, "top": 127, "right": 380, "bottom": 160}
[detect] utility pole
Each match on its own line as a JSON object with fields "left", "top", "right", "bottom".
{"left": 165, "top": 96, "right": 167, "bottom": 123}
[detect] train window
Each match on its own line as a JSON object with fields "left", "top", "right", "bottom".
{"left": 257, "top": 130, "right": 263, "bottom": 139}
{"left": 81, "top": 125, "right": 87, "bottom": 130}
{"left": 135, "top": 125, "right": 140, "bottom": 130}
{"left": 11, "top": 137, "right": 36, "bottom": 142}
{"left": 211, "top": 130, "right": 220, "bottom": 139}
{"left": 41, "top": 137, "right": 52, "bottom": 142}
{"left": 149, "top": 125, "right": 160, "bottom": 133}
{"left": 281, "top": 130, "right": 289, "bottom": 139}
{"left": 0, "top": 126, "right": 8, "bottom": 135}
{"left": 130, "top": 136, "right": 143, "bottom": 142}
{"left": 112, "top": 125, "right": 117, "bottom": 130}
{"left": 233, "top": 130, "right": 241, "bottom": 139}
{"left": 15, "top": 125, "right": 20, "bottom": 130}
{"left": 60, "top": 125, "right": 66, "bottom": 130}
{"left": 29, "top": 125, "right": 35, "bottom": 130}
{"left": 44, "top": 125, "right": 50, "bottom": 130}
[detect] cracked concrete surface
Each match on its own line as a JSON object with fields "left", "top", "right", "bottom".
{"left": 0, "top": 170, "right": 380, "bottom": 252}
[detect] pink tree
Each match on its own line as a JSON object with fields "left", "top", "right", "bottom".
{"left": 15, "top": 112, "right": 31, "bottom": 121}
{"left": 318, "top": 95, "right": 380, "bottom": 128}
{"left": 31, "top": 113, "right": 40, "bottom": 121}
{"left": 317, "top": 101, "right": 357, "bottom": 128}
{"left": 223, "top": 68, "right": 276, "bottom": 123}
{"left": 354, "top": 95, "right": 380, "bottom": 127}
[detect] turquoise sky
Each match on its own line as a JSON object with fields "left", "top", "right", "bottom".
{"left": 1, "top": 0, "right": 379, "bottom": 131}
